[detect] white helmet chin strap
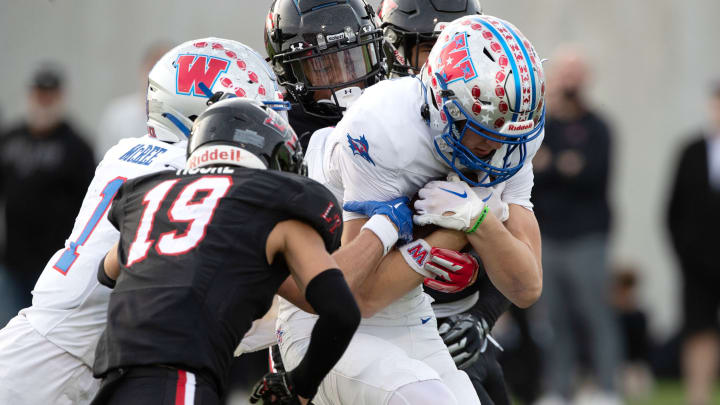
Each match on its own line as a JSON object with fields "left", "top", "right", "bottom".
{"left": 317, "top": 86, "right": 363, "bottom": 113}
{"left": 147, "top": 100, "right": 194, "bottom": 143}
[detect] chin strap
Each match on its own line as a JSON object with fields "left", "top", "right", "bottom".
{"left": 198, "top": 81, "right": 291, "bottom": 111}
{"left": 161, "top": 113, "right": 191, "bottom": 138}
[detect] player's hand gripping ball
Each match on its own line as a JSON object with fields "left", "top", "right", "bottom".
{"left": 423, "top": 248, "right": 479, "bottom": 293}
{"left": 414, "top": 178, "right": 487, "bottom": 232}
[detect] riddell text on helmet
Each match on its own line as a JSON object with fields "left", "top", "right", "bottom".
{"left": 186, "top": 146, "right": 253, "bottom": 169}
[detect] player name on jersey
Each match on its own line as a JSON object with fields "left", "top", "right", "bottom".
{"left": 119, "top": 144, "right": 168, "bottom": 166}
{"left": 175, "top": 166, "right": 236, "bottom": 176}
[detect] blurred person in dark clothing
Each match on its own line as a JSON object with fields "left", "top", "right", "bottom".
{"left": 532, "top": 46, "right": 621, "bottom": 405}
{"left": 0, "top": 65, "right": 95, "bottom": 309}
{"left": 666, "top": 82, "right": 720, "bottom": 405}
{"left": 611, "top": 265, "right": 653, "bottom": 400}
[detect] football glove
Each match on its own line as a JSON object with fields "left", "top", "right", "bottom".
{"left": 343, "top": 196, "right": 413, "bottom": 243}
{"left": 470, "top": 178, "right": 509, "bottom": 223}
{"left": 249, "top": 371, "right": 301, "bottom": 405}
{"left": 414, "top": 178, "right": 488, "bottom": 232}
{"left": 423, "top": 248, "right": 479, "bottom": 293}
{"left": 438, "top": 313, "right": 489, "bottom": 370}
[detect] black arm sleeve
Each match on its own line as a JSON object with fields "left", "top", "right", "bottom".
{"left": 97, "top": 254, "right": 116, "bottom": 289}
{"left": 288, "top": 269, "right": 360, "bottom": 399}
{"left": 469, "top": 275, "right": 511, "bottom": 330}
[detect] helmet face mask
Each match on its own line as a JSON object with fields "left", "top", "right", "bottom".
{"left": 422, "top": 15, "right": 546, "bottom": 187}
{"left": 265, "top": 0, "right": 384, "bottom": 120}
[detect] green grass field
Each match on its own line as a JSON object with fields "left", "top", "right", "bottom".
{"left": 627, "top": 380, "right": 720, "bottom": 405}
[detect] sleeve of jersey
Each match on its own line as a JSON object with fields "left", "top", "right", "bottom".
{"left": 333, "top": 122, "right": 407, "bottom": 222}
{"left": 106, "top": 182, "right": 128, "bottom": 231}
{"left": 502, "top": 130, "right": 544, "bottom": 209}
{"left": 287, "top": 179, "right": 344, "bottom": 253}
{"left": 245, "top": 172, "right": 344, "bottom": 253}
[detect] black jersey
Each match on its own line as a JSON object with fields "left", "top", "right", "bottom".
{"left": 93, "top": 166, "right": 342, "bottom": 393}
{"left": 287, "top": 100, "right": 339, "bottom": 151}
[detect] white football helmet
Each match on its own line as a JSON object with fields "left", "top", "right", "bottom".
{"left": 147, "top": 37, "right": 289, "bottom": 143}
{"left": 421, "top": 15, "right": 545, "bottom": 186}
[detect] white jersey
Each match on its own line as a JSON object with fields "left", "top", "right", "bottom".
{"left": 279, "top": 77, "right": 541, "bottom": 325}
{"left": 23, "top": 135, "right": 186, "bottom": 366}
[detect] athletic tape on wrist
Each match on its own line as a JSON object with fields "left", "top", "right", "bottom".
{"left": 361, "top": 215, "right": 399, "bottom": 256}
{"left": 399, "top": 239, "right": 435, "bottom": 278}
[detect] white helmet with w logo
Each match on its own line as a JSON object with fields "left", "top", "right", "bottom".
{"left": 147, "top": 37, "right": 289, "bottom": 143}
{"left": 421, "top": 15, "right": 545, "bottom": 186}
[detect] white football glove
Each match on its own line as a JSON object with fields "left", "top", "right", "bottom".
{"left": 470, "top": 179, "right": 509, "bottom": 223}
{"left": 413, "top": 176, "right": 486, "bottom": 232}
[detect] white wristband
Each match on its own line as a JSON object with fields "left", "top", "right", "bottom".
{"left": 399, "top": 239, "right": 435, "bottom": 278}
{"left": 361, "top": 215, "right": 399, "bottom": 256}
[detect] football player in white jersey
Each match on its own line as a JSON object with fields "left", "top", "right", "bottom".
{"left": 380, "top": 2, "right": 519, "bottom": 404}
{"left": 273, "top": 14, "right": 546, "bottom": 405}
{"left": 0, "top": 37, "right": 288, "bottom": 405}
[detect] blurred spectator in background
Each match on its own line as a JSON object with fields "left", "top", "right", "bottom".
{"left": 666, "top": 81, "right": 720, "bottom": 405}
{"left": 532, "top": 45, "right": 621, "bottom": 405}
{"left": 0, "top": 64, "right": 95, "bottom": 316}
{"left": 611, "top": 264, "right": 653, "bottom": 400}
{"left": 94, "top": 42, "right": 171, "bottom": 160}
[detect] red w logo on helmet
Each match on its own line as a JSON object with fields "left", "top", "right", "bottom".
{"left": 175, "top": 54, "right": 230, "bottom": 97}
{"left": 436, "top": 33, "right": 477, "bottom": 84}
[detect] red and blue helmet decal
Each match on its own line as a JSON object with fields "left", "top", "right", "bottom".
{"left": 174, "top": 54, "right": 231, "bottom": 97}
{"left": 435, "top": 32, "right": 478, "bottom": 85}
{"left": 474, "top": 17, "right": 539, "bottom": 121}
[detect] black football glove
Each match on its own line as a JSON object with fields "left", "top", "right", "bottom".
{"left": 438, "top": 313, "right": 490, "bottom": 370}
{"left": 249, "top": 371, "right": 301, "bottom": 405}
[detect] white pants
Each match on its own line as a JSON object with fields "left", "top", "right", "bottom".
{"left": 0, "top": 314, "right": 100, "bottom": 404}
{"left": 278, "top": 316, "right": 480, "bottom": 405}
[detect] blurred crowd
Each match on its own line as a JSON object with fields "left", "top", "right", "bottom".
{"left": 0, "top": 25, "right": 719, "bottom": 405}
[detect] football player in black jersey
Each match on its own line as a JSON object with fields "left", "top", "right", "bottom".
{"left": 379, "top": 1, "right": 513, "bottom": 405}
{"left": 90, "top": 98, "right": 393, "bottom": 405}
{"left": 264, "top": 0, "right": 385, "bottom": 150}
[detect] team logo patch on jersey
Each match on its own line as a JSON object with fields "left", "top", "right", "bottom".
{"left": 436, "top": 32, "right": 478, "bottom": 84}
{"left": 175, "top": 54, "right": 230, "bottom": 97}
{"left": 347, "top": 134, "right": 375, "bottom": 166}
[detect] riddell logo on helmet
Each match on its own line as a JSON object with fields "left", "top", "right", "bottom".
{"left": 187, "top": 146, "right": 248, "bottom": 169}
{"left": 503, "top": 121, "right": 534, "bottom": 134}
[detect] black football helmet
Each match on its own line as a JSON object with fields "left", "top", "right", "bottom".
{"left": 378, "top": 0, "right": 483, "bottom": 76}
{"left": 264, "top": 0, "right": 384, "bottom": 120}
{"left": 187, "top": 98, "right": 304, "bottom": 174}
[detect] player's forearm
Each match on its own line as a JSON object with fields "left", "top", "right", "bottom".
{"left": 278, "top": 228, "right": 390, "bottom": 317}
{"left": 332, "top": 229, "right": 385, "bottom": 293}
{"left": 357, "top": 228, "right": 467, "bottom": 317}
{"left": 467, "top": 214, "right": 541, "bottom": 308}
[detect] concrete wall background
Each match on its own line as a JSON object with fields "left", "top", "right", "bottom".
{"left": 1, "top": 0, "right": 719, "bottom": 339}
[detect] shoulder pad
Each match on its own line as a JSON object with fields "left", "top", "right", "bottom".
{"left": 336, "top": 78, "right": 427, "bottom": 171}
{"left": 246, "top": 171, "right": 343, "bottom": 252}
